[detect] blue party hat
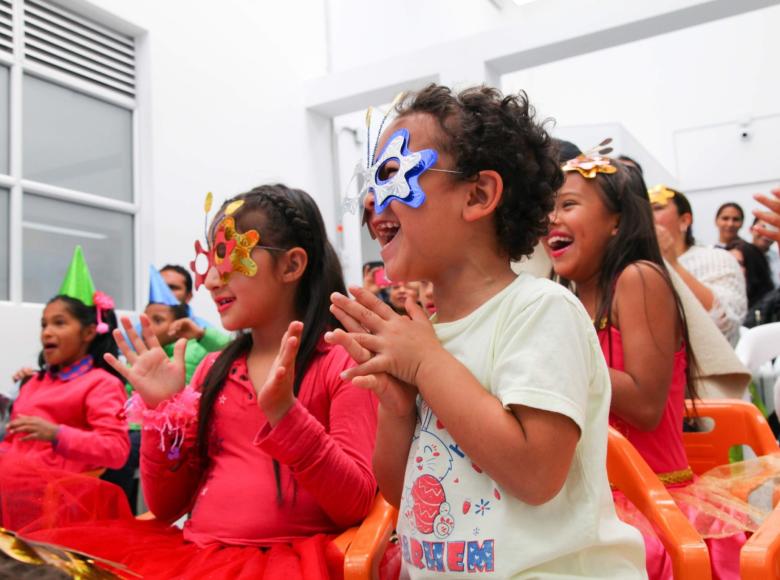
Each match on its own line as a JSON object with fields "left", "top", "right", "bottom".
{"left": 148, "top": 265, "right": 181, "bottom": 306}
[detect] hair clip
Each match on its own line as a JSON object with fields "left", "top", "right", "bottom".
{"left": 648, "top": 184, "right": 676, "bottom": 206}
{"left": 561, "top": 138, "right": 617, "bottom": 179}
{"left": 93, "top": 291, "right": 114, "bottom": 334}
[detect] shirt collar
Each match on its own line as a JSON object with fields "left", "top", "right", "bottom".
{"left": 52, "top": 355, "right": 94, "bottom": 381}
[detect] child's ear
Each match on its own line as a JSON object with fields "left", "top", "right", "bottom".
{"left": 463, "top": 170, "right": 503, "bottom": 223}
{"left": 82, "top": 324, "right": 98, "bottom": 344}
{"left": 280, "top": 247, "right": 308, "bottom": 283}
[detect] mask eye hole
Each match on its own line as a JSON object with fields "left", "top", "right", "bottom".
{"left": 376, "top": 157, "right": 400, "bottom": 182}
{"left": 215, "top": 242, "right": 227, "bottom": 260}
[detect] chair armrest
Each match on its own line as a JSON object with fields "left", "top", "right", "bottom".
{"left": 335, "top": 495, "right": 398, "bottom": 580}
{"left": 741, "top": 501, "right": 780, "bottom": 579}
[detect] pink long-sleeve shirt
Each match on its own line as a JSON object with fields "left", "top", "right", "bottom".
{"left": 141, "top": 342, "right": 378, "bottom": 547}
{"left": 0, "top": 356, "right": 130, "bottom": 472}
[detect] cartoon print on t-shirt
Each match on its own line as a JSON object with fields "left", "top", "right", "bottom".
{"left": 405, "top": 403, "right": 455, "bottom": 539}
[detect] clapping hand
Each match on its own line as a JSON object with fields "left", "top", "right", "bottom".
{"left": 104, "top": 315, "right": 187, "bottom": 408}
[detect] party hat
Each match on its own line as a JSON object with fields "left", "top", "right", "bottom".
{"left": 58, "top": 246, "right": 96, "bottom": 306}
{"left": 148, "top": 265, "right": 181, "bottom": 306}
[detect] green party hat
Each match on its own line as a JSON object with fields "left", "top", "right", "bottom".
{"left": 58, "top": 246, "right": 96, "bottom": 306}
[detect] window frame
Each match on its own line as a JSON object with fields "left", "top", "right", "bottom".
{"left": 0, "top": 0, "right": 145, "bottom": 309}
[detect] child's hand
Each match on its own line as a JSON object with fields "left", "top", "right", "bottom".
{"left": 12, "top": 367, "right": 35, "bottom": 382}
{"left": 104, "top": 315, "right": 187, "bottom": 408}
{"left": 256, "top": 321, "right": 302, "bottom": 426}
{"left": 753, "top": 188, "right": 780, "bottom": 245}
{"left": 329, "top": 286, "right": 444, "bottom": 388}
{"left": 8, "top": 415, "right": 58, "bottom": 441}
{"left": 168, "top": 318, "right": 205, "bottom": 341}
{"left": 655, "top": 224, "right": 679, "bottom": 264}
{"left": 324, "top": 327, "right": 418, "bottom": 418}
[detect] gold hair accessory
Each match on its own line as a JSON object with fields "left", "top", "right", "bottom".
{"left": 648, "top": 184, "right": 676, "bottom": 207}
{"left": 562, "top": 138, "right": 617, "bottom": 179}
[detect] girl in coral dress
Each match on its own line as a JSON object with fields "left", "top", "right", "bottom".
{"left": 24, "top": 185, "right": 378, "bottom": 580}
{"left": 544, "top": 149, "right": 756, "bottom": 580}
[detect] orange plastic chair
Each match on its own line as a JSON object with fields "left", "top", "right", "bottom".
{"left": 741, "top": 499, "right": 780, "bottom": 579}
{"left": 607, "top": 427, "right": 711, "bottom": 580}
{"left": 680, "top": 399, "right": 780, "bottom": 579}
{"left": 682, "top": 399, "right": 778, "bottom": 476}
{"left": 334, "top": 494, "right": 397, "bottom": 580}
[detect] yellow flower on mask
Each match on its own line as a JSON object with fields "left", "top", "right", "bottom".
{"left": 222, "top": 217, "right": 260, "bottom": 278}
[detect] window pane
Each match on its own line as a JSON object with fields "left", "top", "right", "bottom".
{"left": 0, "top": 188, "right": 8, "bottom": 299}
{"left": 23, "top": 75, "right": 133, "bottom": 201}
{"left": 23, "top": 195, "right": 134, "bottom": 308}
{"left": 0, "top": 66, "right": 8, "bottom": 175}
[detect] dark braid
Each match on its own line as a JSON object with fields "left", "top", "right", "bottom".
{"left": 195, "top": 184, "right": 346, "bottom": 502}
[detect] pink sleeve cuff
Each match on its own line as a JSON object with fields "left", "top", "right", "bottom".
{"left": 126, "top": 387, "right": 200, "bottom": 460}
{"left": 254, "top": 401, "right": 325, "bottom": 466}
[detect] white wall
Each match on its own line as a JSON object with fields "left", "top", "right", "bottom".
{"left": 502, "top": 5, "right": 780, "bottom": 245}
{"left": 1, "top": 0, "right": 331, "bottom": 385}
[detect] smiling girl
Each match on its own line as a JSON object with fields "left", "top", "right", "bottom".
{"left": 26, "top": 185, "right": 377, "bottom": 579}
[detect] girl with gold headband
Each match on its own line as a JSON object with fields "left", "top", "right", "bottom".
{"left": 544, "top": 149, "right": 756, "bottom": 579}
{"left": 650, "top": 186, "right": 747, "bottom": 346}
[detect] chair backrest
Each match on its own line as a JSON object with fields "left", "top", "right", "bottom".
{"left": 607, "top": 427, "right": 711, "bottom": 580}
{"left": 683, "top": 399, "right": 778, "bottom": 476}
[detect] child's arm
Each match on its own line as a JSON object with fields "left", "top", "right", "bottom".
{"left": 50, "top": 379, "right": 130, "bottom": 469}
{"left": 140, "top": 425, "right": 202, "bottom": 522}
{"left": 608, "top": 262, "right": 680, "bottom": 431}
{"left": 331, "top": 288, "right": 582, "bottom": 505}
{"left": 138, "top": 355, "right": 214, "bottom": 522}
{"left": 325, "top": 327, "right": 418, "bottom": 508}
{"left": 253, "top": 323, "right": 379, "bottom": 527}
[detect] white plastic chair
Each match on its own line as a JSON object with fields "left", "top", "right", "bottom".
{"left": 735, "top": 322, "right": 780, "bottom": 417}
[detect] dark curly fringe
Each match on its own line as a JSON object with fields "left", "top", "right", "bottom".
{"left": 395, "top": 84, "right": 563, "bottom": 260}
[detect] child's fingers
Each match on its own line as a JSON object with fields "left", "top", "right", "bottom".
{"left": 324, "top": 329, "right": 373, "bottom": 363}
{"left": 754, "top": 193, "right": 780, "bottom": 214}
{"left": 139, "top": 314, "right": 163, "bottom": 350}
{"left": 103, "top": 352, "right": 133, "bottom": 382}
{"left": 404, "top": 296, "right": 430, "bottom": 322}
{"left": 278, "top": 335, "right": 300, "bottom": 375}
{"left": 112, "top": 328, "right": 137, "bottom": 365}
{"left": 122, "top": 317, "right": 147, "bottom": 355}
{"left": 348, "top": 286, "right": 397, "bottom": 320}
{"left": 340, "top": 356, "right": 389, "bottom": 382}
{"left": 329, "top": 304, "right": 368, "bottom": 334}
{"left": 172, "top": 339, "right": 187, "bottom": 373}
{"left": 330, "top": 293, "right": 384, "bottom": 334}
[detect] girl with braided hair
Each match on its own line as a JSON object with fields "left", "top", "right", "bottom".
{"left": 25, "top": 184, "right": 378, "bottom": 579}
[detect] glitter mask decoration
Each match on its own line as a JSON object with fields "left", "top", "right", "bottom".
{"left": 343, "top": 96, "right": 458, "bottom": 219}
{"left": 189, "top": 193, "right": 263, "bottom": 290}
{"left": 561, "top": 138, "right": 617, "bottom": 179}
{"left": 648, "top": 184, "right": 676, "bottom": 207}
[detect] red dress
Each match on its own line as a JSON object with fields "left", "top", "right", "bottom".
{"left": 21, "top": 342, "right": 378, "bottom": 579}
{"left": 600, "top": 326, "right": 747, "bottom": 580}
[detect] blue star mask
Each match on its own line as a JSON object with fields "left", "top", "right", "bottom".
{"left": 346, "top": 128, "right": 440, "bottom": 216}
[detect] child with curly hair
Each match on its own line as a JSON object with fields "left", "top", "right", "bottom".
{"left": 328, "top": 84, "right": 646, "bottom": 578}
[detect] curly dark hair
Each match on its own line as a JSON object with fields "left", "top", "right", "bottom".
{"left": 394, "top": 84, "right": 563, "bottom": 260}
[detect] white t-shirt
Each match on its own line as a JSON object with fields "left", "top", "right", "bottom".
{"left": 397, "top": 274, "right": 646, "bottom": 579}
